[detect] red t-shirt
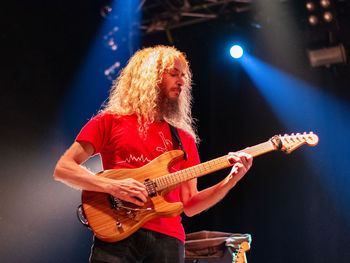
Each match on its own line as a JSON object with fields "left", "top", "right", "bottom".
{"left": 76, "top": 112, "right": 200, "bottom": 242}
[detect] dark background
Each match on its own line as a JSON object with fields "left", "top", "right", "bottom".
{"left": 1, "top": 0, "right": 350, "bottom": 262}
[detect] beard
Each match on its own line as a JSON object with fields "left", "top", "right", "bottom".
{"left": 158, "top": 90, "right": 181, "bottom": 121}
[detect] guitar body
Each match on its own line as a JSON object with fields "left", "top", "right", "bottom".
{"left": 81, "top": 150, "right": 185, "bottom": 242}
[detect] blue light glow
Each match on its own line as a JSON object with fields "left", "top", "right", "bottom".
{"left": 56, "top": 0, "right": 141, "bottom": 139}
{"left": 239, "top": 53, "right": 350, "bottom": 226}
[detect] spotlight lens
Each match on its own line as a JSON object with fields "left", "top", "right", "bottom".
{"left": 308, "top": 15, "right": 318, "bottom": 25}
{"left": 306, "top": 2, "right": 315, "bottom": 11}
{"left": 323, "top": 11, "right": 333, "bottom": 22}
{"left": 230, "top": 45, "right": 243, "bottom": 59}
{"left": 320, "top": 0, "right": 331, "bottom": 8}
{"left": 101, "top": 5, "right": 112, "bottom": 18}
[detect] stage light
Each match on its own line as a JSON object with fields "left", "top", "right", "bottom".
{"left": 104, "top": 61, "right": 121, "bottom": 81}
{"left": 100, "top": 0, "right": 141, "bottom": 81}
{"left": 323, "top": 11, "right": 333, "bottom": 22}
{"left": 305, "top": 0, "right": 337, "bottom": 28}
{"left": 306, "top": 2, "right": 316, "bottom": 11}
{"left": 308, "top": 15, "right": 319, "bottom": 26}
{"left": 230, "top": 45, "right": 243, "bottom": 59}
{"left": 307, "top": 44, "right": 347, "bottom": 67}
{"left": 100, "top": 5, "right": 112, "bottom": 18}
{"left": 320, "top": 0, "right": 331, "bottom": 8}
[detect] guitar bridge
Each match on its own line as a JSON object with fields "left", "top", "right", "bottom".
{"left": 109, "top": 195, "right": 123, "bottom": 210}
{"left": 109, "top": 195, "right": 152, "bottom": 212}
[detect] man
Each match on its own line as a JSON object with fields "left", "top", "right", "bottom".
{"left": 54, "top": 45, "right": 253, "bottom": 263}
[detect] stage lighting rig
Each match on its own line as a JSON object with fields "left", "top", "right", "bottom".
{"left": 140, "top": 0, "right": 253, "bottom": 34}
{"left": 305, "top": 0, "right": 337, "bottom": 29}
{"left": 100, "top": 2, "right": 142, "bottom": 81}
{"left": 304, "top": 0, "right": 347, "bottom": 68}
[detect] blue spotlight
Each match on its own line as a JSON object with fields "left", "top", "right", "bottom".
{"left": 230, "top": 45, "right": 244, "bottom": 59}
{"left": 57, "top": 0, "right": 142, "bottom": 139}
{"left": 239, "top": 53, "right": 350, "bottom": 227}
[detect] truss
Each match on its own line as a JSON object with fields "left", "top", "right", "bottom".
{"left": 140, "top": 0, "right": 252, "bottom": 34}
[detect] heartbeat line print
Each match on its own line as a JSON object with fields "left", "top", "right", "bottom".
{"left": 117, "top": 154, "right": 151, "bottom": 164}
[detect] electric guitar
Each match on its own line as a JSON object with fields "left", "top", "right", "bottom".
{"left": 81, "top": 132, "right": 319, "bottom": 242}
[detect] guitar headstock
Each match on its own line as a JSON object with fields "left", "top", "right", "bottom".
{"left": 271, "top": 132, "right": 319, "bottom": 154}
{"left": 233, "top": 241, "right": 250, "bottom": 263}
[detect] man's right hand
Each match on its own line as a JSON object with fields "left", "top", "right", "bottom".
{"left": 107, "top": 178, "right": 148, "bottom": 207}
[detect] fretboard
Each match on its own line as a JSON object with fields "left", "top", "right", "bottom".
{"left": 155, "top": 140, "right": 276, "bottom": 191}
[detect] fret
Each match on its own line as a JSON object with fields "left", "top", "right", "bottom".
{"left": 167, "top": 176, "right": 171, "bottom": 186}
{"left": 155, "top": 178, "right": 161, "bottom": 190}
{"left": 167, "top": 174, "right": 174, "bottom": 186}
{"left": 180, "top": 170, "right": 187, "bottom": 183}
{"left": 178, "top": 172, "right": 183, "bottom": 184}
{"left": 239, "top": 141, "right": 274, "bottom": 157}
{"left": 192, "top": 166, "right": 200, "bottom": 177}
{"left": 169, "top": 174, "right": 175, "bottom": 185}
{"left": 188, "top": 167, "right": 195, "bottom": 180}
{"left": 208, "top": 161, "right": 213, "bottom": 170}
{"left": 173, "top": 172, "right": 180, "bottom": 185}
{"left": 189, "top": 169, "right": 194, "bottom": 180}
{"left": 166, "top": 174, "right": 172, "bottom": 186}
{"left": 161, "top": 176, "right": 166, "bottom": 187}
{"left": 155, "top": 178, "right": 160, "bottom": 189}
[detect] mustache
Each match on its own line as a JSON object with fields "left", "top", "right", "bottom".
{"left": 170, "top": 87, "right": 182, "bottom": 92}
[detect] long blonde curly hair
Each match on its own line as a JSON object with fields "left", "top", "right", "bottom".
{"left": 102, "top": 45, "right": 199, "bottom": 143}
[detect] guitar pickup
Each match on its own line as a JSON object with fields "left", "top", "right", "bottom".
{"left": 144, "top": 178, "right": 157, "bottom": 197}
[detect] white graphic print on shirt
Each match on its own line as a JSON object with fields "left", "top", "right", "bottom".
{"left": 117, "top": 132, "right": 173, "bottom": 165}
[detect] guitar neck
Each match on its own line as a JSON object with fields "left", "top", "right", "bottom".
{"left": 155, "top": 140, "right": 276, "bottom": 191}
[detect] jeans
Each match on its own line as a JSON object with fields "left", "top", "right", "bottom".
{"left": 89, "top": 228, "right": 185, "bottom": 263}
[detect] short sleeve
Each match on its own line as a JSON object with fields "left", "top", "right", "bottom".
{"left": 76, "top": 114, "right": 110, "bottom": 154}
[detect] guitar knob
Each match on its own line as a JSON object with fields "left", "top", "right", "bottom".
{"left": 116, "top": 222, "right": 122, "bottom": 228}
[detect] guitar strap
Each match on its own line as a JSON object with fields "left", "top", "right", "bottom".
{"left": 168, "top": 123, "right": 188, "bottom": 161}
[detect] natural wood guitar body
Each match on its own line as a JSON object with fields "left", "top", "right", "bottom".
{"left": 82, "top": 150, "right": 185, "bottom": 242}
